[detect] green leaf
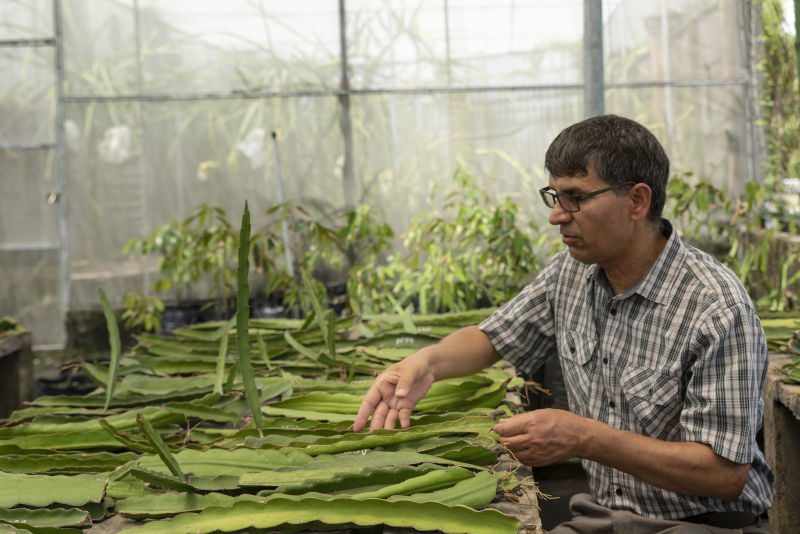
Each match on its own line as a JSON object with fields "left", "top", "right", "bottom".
{"left": 129, "top": 467, "right": 194, "bottom": 492}
{"left": 353, "top": 466, "right": 473, "bottom": 499}
{"left": 269, "top": 463, "right": 446, "bottom": 496}
{"left": 326, "top": 309, "right": 337, "bottom": 360}
{"left": 107, "top": 478, "right": 159, "bottom": 500}
{"left": 115, "top": 493, "right": 256, "bottom": 520}
{"left": 400, "top": 304, "right": 418, "bottom": 334}
{"left": 115, "top": 494, "right": 519, "bottom": 534}
{"left": 116, "top": 466, "right": 493, "bottom": 519}
{"left": 0, "top": 521, "right": 85, "bottom": 534}
{"left": 224, "top": 359, "right": 240, "bottom": 393}
{"left": 0, "top": 451, "right": 138, "bottom": 475}
{"left": 99, "top": 418, "right": 155, "bottom": 454}
{"left": 82, "top": 361, "right": 109, "bottom": 387}
{"left": 0, "top": 430, "right": 122, "bottom": 450}
{"left": 302, "top": 269, "right": 329, "bottom": 345}
{"left": 0, "top": 405, "right": 181, "bottom": 436}
{"left": 136, "top": 447, "right": 312, "bottom": 477}
{"left": 32, "top": 386, "right": 212, "bottom": 409}
{"left": 213, "top": 318, "right": 233, "bottom": 395}
{"left": 0, "top": 508, "right": 91, "bottom": 529}
{"left": 388, "top": 470, "right": 500, "bottom": 507}
{"left": 136, "top": 413, "right": 183, "bottom": 478}
{"left": 0, "top": 473, "right": 107, "bottom": 508}
{"left": 207, "top": 315, "right": 237, "bottom": 341}
{"left": 239, "top": 450, "right": 480, "bottom": 487}
{"left": 163, "top": 402, "right": 241, "bottom": 423}
{"left": 258, "top": 406, "right": 355, "bottom": 422}
{"left": 98, "top": 287, "right": 121, "bottom": 411}
{"left": 283, "top": 330, "right": 319, "bottom": 361}
{"left": 295, "top": 420, "right": 493, "bottom": 456}
{"left": 255, "top": 376, "right": 294, "bottom": 401}
{"left": 255, "top": 332, "right": 271, "bottom": 368}
{"left": 236, "top": 201, "right": 262, "bottom": 435}
{"left": 424, "top": 442, "right": 498, "bottom": 466}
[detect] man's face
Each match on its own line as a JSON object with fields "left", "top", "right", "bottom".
{"left": 547, "top": 169, "right": 634, "bottom": 267}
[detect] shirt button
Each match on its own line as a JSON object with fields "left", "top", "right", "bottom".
{"left": 615, "top": 488, "right": 623, "bottom": 496}
{"left": 609, "top": 400, "right": 616, "bottom": 408}
{"left": 610, "top": 308, "right": 617, "bottom": 316}
{"left": 602, "top": 357, "right": 608, "bottom": 364}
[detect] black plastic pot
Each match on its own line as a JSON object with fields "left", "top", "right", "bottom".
{"left": 160, "top": 305, "right": 203, "bottom": 334}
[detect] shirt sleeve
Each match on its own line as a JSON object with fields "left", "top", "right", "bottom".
{"left": 478, "top": 254, "right": 561, "bottom": 377}
{"left": 679, "top": 301, "right": 768, "bottom": 464}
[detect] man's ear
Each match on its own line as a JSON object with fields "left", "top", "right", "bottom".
{"left": 629, "top": 183, "right": 652, "bottom": 221}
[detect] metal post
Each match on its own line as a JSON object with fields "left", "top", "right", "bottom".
{"left": 53, "top": 0, "right": 70, "bottom": 338}
{"left": 583, "top": 0, "right": 604, "bottom": 117}
{"left": 443, "top": 0, "right": 454, "bottom": 167}
{"left": 338, "top": 0, "right": 355, "bottom": 209}
{"left": 660, "top": 0, "right": 674, "bottom": 145}
{"left": 270, "top": 132, "right": 295, "bottom": 280}
{"left": 740, "top": 0, "right": 763, "bottom": 185}
{"left": 270, "top": 131, "right": 299, "bottom": 319}
{"left": 133, "top": 0, "right": 153, "bottom": 293}
{"left": 795, "top": 0, "right": 800, "bottom": 93}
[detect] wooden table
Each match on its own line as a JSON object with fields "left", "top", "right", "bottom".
{"left": 763, "top": 352, "right": 800, "bottom": 533}
{"left": 0, "top": 331, "right": 34, "bottom": 418}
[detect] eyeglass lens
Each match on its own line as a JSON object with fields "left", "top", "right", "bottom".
{"left": 541, "top": 190, "right": 578, "bottom": 211}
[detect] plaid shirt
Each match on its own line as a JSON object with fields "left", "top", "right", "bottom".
{"left": 480, "top": 220, "right": 775, "bottom": 519}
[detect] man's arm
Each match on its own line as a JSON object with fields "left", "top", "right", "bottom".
{"left": 494, "top": 409, "right": 749, "bottom": 501}
{"left": 353, "top": 325, "right": 501, "bottom": 432}
{"left": 423, "top": 325, "right": 503, "bottom": 381}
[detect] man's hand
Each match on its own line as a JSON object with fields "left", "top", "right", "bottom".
{"left": 493, "top": 409, "right": 591, "bottom": 466}
{"left": 494, "top": 408, "right": 750, "bottom": 501}
{"left": 352, "top": 352, "right": 435, "bottom": 432}
{"left": 352, "top": 326, "right": 500, "bottom": 433}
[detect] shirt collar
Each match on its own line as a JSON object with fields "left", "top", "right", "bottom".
{"left": 584, "top": 219, "right": 684, "bottom": 305}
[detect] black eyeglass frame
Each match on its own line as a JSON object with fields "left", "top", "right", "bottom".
{"left": 538, "top": 181, "right": 637, "bottom": 213}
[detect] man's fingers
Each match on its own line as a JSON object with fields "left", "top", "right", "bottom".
{"left": 353, "top": 398, "right": 374, "bottom": 432}
{"left": 384, "top": 409, "right": 398, "bottom": 431}
{"left": 498, "top": 434, "right": 533, "bottom": 460}
{"left": 394, "top": 364, "right": 422, "bottom": 398}
{"left": 498, "top": 434, "right": 522, "bottom": 449}
{"left": 353, "top": 383, "right": 387, "bottom": 432}
{"left": 398, "top": 408, "right": 412, "bottom": 430}
{"left": 494, "top": 412, "right": 536, "bottom": 436}
{"left": 369, "top": 402, "right": 390, "bottom": 433}
{"left": 493, "top": 418, "right": 519, "bottom": 436}
{"left": 351, "top": 360, "right": 430, "bottom": 433}
{"left": 352, "top": 417, "right": 366, "bottom": 433}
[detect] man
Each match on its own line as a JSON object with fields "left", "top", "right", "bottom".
{"left": 353, "top": 115, "right": 775, "bottom": 533}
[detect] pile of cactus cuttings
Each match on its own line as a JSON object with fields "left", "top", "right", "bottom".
{"left": 0, "top": 307, "right": 531, "bottom": 534}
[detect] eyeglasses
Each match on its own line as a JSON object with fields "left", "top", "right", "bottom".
{"left": 539, "top": 182, "right": 636, "bottom": 213}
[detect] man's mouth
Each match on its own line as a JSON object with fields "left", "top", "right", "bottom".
{"left": 561, "top": 233, "right": 579, "bottom": 246}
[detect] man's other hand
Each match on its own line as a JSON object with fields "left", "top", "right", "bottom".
{"left": 493, "top": 409, "right": 591, "bottom": 466}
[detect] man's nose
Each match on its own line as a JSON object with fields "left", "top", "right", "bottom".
{"left": 548, "top": 201, "right": 572, "bottom": 225}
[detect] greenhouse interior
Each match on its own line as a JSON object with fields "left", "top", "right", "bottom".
{"left": 1, "top": 0, "right": 800, "bottom": 532}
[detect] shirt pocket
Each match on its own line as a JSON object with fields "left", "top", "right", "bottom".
{"left": 558, "top": 329, "right": 597, "bottom": 412}
{"left": 621, "top": 365, "right": 682, "bottom": 438}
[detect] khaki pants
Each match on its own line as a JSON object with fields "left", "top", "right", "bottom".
{"left": 549, "top": 493, "right": 773, "bottom": 534}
